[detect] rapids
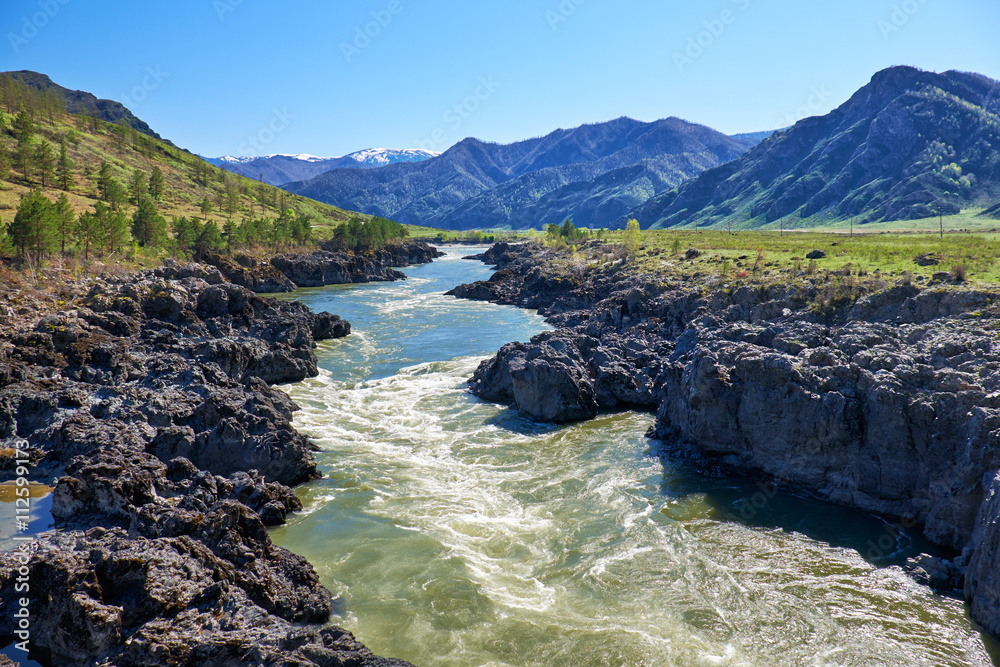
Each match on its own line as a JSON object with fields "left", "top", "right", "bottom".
{"left": 270, "top": 246, "right": 998, "bottom": 667}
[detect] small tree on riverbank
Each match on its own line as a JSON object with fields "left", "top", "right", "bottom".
{"left": 131, "top": 196, "right": 167, "bottom": 247}
{"left": 8, "top": 190, "right": 56, "bottom": 266}
{"left": 623, "top": 219, "right": 642, "bottom": 261}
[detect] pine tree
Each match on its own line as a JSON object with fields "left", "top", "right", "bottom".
{"left": 76, "top": 210, "right": 101, "bottom": 261}
{"left": 8, "top": 190, "right": 56, "bottom": 265}
{"left": 223, "top": 218, "right": 237, "bottom": 252}
{"left": 97, "top": 161, "right": 112, "bottom": 200}
{"left": 129, "top": 169, "right": 147, "bottom": 205}
{"left": 256, "top": 180, "right": 268, "bottom": 209}
{"left": 0, "top": 142, "right": 9, "bottom": 181}
{"left": 193, "top": 219, "right": 222, "bottom": 258}
{"left": 291, "top": 212, "right": 313, "bottom": 246}
{"left": 114, "top": 120, "right": 130, "bottom": 150}
{"left": 95, "top": 201, "right": 129, "bottom": 255}
{"left": 148, "top": 166, "right": 164, "bottom": 200}
{"left": 56, "top": 139, "right": 73, "bottom": 191}
{"left": 131, "top": 196, "right": 167, "bottom": 247}
{"left": 12, "top": 107, "right": 34, "bottom": 179}
{"left": 172, "top": 216, "right": 197, "bottom": 254}
{"left": 53, "top": 192, "right": 75, "bottom": 256}
{"left": 224, "top": 174, "right": 239, "bottom": 216}
{"left": 199, "top": 196, "right": 212, "bottom": 215}
{"left": 35, "top": 140, "right": 55, "bottom": 188}
{"left": 106, "top": 178, "right": 126, "bottom": 212}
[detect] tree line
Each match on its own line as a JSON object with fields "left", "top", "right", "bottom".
{"left": 2, "top": 186, "right": 319, "bottom": 267}
{"left": 328, "top": 216, "right": 408, "bottom": 252}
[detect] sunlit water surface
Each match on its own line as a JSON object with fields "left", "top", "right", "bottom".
{"left": 271, "top": 246, "right": 998, "bottom": 667}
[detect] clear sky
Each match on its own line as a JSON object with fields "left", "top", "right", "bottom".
{"left": 3, "top": 0, "right": 998, "bottom": 158}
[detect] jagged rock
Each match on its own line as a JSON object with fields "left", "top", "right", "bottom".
{"left": 471, "top": 330, "right": 664, "bottom": 421}
{"left": 966, "top": 472, "right": 1000, "bottom": 637}
{"left": 907, "top": 553, "right": 964, "bottom": 591}
{"left": 200, "top": 251, "right": 297, "bottom": 293}
{"left": 0, "top": 263, "right": 415, "bottom": 666}
{"left": 456, "top": 240, "right": 1000, "bottom": 642}
{"left": 271, "top": 241, "right": 443, "bottom": 290}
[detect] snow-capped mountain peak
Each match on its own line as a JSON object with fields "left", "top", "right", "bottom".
{"left": 343, "top": 148, "right": 440, "bottom": 166}
{"left": 270, "top": 153, "right": 331, "bottom": 162}
{"left": 203, "top": 147, "right": 442, "bottom": 186}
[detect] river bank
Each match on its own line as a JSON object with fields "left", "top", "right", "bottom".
{"left": 0, "top": 245, "right": 431, "bottom": 665}
{"left": 450, "top": 241, "right": 1000, "bottom": 642}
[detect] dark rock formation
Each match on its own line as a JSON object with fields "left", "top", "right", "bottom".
{"left": 0, "top": 267, "right": 412, "bottom": 666}
{"left": 455, "top": 241, "right": 1000, "bottom": 640}
{"left": 197, "top": 241, "right": 443, "bottom": 294}
{"left": 966, "top": 472, "right": 1000, "bottom": 638}
{"left": 199, "top": 252, "right": 297, "bottom": 293}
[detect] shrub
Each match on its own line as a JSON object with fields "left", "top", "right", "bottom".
{"left": 951, "top": 263, "right": 968, "bottom": 283}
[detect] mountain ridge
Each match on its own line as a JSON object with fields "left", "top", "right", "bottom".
{"left": 284, "top": 116, "right": 753, "bottom": 230}
{"left": 2, "top": 69, "right": 170, "bottom": 144}
{"left": 624, "top": 66, "right": 1000, "bottom": 229}
{"left": 207, "top": 148, "right": 440, "bottom": 186}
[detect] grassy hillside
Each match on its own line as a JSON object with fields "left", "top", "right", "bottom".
{"left": 0, "top": 74, "right": 392, "bottom": 259}
{"left": 0, "top": 113, "right": 360, "bottom": 235}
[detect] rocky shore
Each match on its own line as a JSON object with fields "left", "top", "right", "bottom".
{"left": 0, "top": 255, "right": 423, "bottom": 664}
{"left": 450, "top": 241, "right": 1000, "bottom": 640}
{"left": 203, "top": 240, "right": 443, "bottom": 293}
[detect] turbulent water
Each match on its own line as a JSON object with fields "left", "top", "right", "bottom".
{"left": 270, "top": 246, "right": 999, "bottom": 667}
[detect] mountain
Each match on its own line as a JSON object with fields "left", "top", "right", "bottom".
{"left": 283, "top": 117, "right": 753, "bottom": 230}
{"left": 207, "top": 149, "right": 440, "bottom": 186}
{"left": 625, "top": 67, "right": 1000, "bottom": 229}
{"left": 0, "top": 73, "right": 362, "bottom": 239}
{"left": 731, "top": 129, "right": 780, "bottom": 145}
{"left": 2, "top": 70, "right": 169, "bottom": 144}
{"left": 345, "top": 148, "right": 442, "bottom": 168}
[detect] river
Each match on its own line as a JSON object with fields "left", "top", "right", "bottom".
{"left": 270, "top": 245, "right": 999, "bottom": 667}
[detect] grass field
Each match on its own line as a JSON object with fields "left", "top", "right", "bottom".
{"left": 561, "top": 226, "right": 1000, "bottom": 286}
{"left": 748, "top": 207, "right": 1000, "bottom": 235}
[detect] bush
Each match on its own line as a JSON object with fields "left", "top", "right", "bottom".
{"left": 951, "top": 263, "right": 968, "bottom": 283}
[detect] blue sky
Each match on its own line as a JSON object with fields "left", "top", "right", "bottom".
{"left": 3, "top": 0, "right": 998, "bottom": 158}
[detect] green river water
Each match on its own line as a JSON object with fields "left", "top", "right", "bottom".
{"left": 270, "top": 246, "right": 999, "bottom": 667}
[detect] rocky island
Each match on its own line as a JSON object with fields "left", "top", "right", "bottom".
{"left": 0, "top": 244, "right": 437, "bottom": 666}
{"left": 450, "top": 241, "right": 1000, "bottom": 641}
